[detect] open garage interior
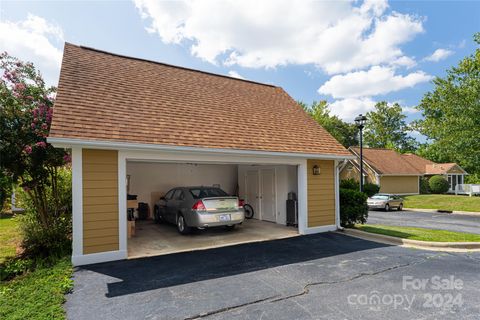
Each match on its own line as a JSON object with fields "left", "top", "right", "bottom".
{"left": 126, "top": 161, "right": 300, "bottom": 258}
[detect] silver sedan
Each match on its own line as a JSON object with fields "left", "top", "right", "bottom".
{"left": 367, "top": 193, "right": 404, "bottom": 211}
{"left": 154, "top": 186, "right": 245, "bottom": 234}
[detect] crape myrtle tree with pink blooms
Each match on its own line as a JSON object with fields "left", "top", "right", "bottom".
{"left": 0, "top": 53, "right": 72, "bottom": 256}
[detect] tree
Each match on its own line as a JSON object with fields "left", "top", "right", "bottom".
{"left": 300, "top": 100, "right": 358, "bottom": 147}
{"left": 0, "top": 53, "right": 69, "bottom": 232}
{"left": 363, "top": 101, "right": 417, "bottom": 152}
{"left": 414, "top": 33, "right": 480, "bottom": 175}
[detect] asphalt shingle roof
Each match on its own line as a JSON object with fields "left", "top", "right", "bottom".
{"left": 50, "top": 43, "right": 350, "bottom": 156}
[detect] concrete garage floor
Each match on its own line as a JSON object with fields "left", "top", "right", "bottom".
{"left": 128, "top": 219, "right": 299, "bottom": 258}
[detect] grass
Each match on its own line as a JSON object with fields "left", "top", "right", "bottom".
{"left": 0, "top": 214, "right": 73, "bottom": 320}
{"left": 0, "top": 215, "right": 21, "bottom": 264}
{"left": 403, "top": 194, "right": 480, "bottom": 212}
{"left": 355, "top": 224, "right": 480, "bottom": 242}
{"left": 0, "top": 257, "right": 73, "bottom": 320}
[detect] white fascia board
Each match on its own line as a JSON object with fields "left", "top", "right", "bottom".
{"left": 48, "top": 137, "right": 355, "bottom": 161}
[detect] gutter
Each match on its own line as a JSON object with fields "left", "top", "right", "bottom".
{"left": 48, "top": 137, "right": 356, "bottom": 161}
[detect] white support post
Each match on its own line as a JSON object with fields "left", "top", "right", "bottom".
{"left": 297, "top": 161, "right": 308, "bottom": 234}
{"left": 335, "top": 160, "right": 341, "bottom": 230}
{"left": 118, "top": 151, "right": 127, "bottom": 255}
{"left": 71, "top": 147, "right": 83, "bottom": 259}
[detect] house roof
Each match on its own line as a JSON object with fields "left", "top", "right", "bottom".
{"left": 49, "top": 43, "right": 350, "bottom": 157}
{"left": 425, "top": 163, "right": 463, "bottom": 175}
{"left": 349, "top": 147, "right": 467, "bottom": 175}
{"left": 349, "top": 147, "right": 422, "bottom": 175}
{"left": 401, "top": 153, "right": 434, "bottom": 173}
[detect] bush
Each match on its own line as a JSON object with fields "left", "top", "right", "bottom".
{"left": 363, "top": 183, "right": 380, "bottom": 197}
{"left": 429, "top": 175, "right": 449, "bottom": 194}
{"left": 340, "top": 188, "right": 368, "bottom": 228}
{"left": 419, "top": 177, "right": 430, "bottom": 194}
{"left": 340, "top": 178, "right": 359, "bottom": 190}
{"left": 17, "top": 168, "right": 72, "bottom": 258}
{"left": 466, "top": 173, "right": 480, "bottom": 184}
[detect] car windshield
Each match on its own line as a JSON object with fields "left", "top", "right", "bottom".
{"left": 189, "top": 188, "right": 229, "bottom": 199}
{"left": 371, "top": 195, "right": 389, "bottom": 200}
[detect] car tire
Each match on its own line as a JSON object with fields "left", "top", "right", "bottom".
{"left": 153, "top": 206, "right": 164, "bottom": 223}
{"left": 398, "top": 203, "right": 403, "bottom": 211}
{"left": 225, "top": 225, "right": 236, "bottom": 231}
{"left": 176, "top": 214, "right": 191, "bottom": 235}
{"left": 385, "top": 204, "right": 390, "bottom": 212}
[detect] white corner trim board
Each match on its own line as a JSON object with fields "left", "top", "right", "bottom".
{"left": 71, "top": 147, "right": 83, "bottom": 258}
{"left": 72, "top": 250, "right": 128, "bottom": 266}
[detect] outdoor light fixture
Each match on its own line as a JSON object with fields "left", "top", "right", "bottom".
{"left": 354, "top": 114, "right": 367, "bottom": 192}
{"left": 312, "top": 165, "right": 320, "bottom": 175}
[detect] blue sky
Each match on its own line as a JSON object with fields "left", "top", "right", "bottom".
{"left": 1, "top": 0, "right": 479, "bottom": 126}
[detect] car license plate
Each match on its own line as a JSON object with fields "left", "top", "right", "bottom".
{"left": 219, "top": 214, "right": 231, "bottom": 222}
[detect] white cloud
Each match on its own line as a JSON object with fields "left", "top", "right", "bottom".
{"left": 134, "top": 0, "right": 424, "bottom": 74}
{"left": 329, "top": 97, "right": 377, "bottom": 122}
{"left": 318, "top": 66, "right": 432, "bottom": 99}
{"left": 424, "top": 48, "right": 454, "bottom": 62}
{"left": 227, "top": 70, "right": 244, "bottom": 79}
{"left": 0, "top": 14, "right": 64, "bottom": 86}
{"left": 402, "top": 106, "right": 419, "bottom": 114}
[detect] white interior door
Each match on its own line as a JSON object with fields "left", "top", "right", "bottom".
{"left": 260, "top": 169, "right": 276, "bottom": 222}
{"left": 245, "top": 170, "right": 259, "bottom": 219}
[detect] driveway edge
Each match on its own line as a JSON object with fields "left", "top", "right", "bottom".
{"left": 404, "top": 208, "right": 480, "bottom": 216}
{"left": 338, "top": 228, "right": 480, "bottom": 252}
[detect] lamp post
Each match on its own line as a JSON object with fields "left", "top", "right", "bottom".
{"left": 355, "top": 114, "right": 367, "bottom": 193}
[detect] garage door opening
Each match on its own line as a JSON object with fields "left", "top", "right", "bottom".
{"left": 126, "top": 161, "right": 300, "bottom": 258}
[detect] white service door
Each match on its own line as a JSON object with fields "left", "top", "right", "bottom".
{"left": 260, "top": 169, "right": 276, "bottom": 222}
{"left": 246, "top": 170, "right": 259, "bottom": 219}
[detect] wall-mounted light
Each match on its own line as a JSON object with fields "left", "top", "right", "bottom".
{"left": 312, "top": 165, "right": 320, "bottom": 175}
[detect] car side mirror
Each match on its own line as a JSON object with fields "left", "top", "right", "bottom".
{"left": 160, "top": 196, "right": 166, "bottom": 201}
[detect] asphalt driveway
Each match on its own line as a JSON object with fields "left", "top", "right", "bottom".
{"left": 367, "top": 210, "right": 480, "bottom": 234}
{"left": 65, "top": 233, "right": 480, "bottom": 319}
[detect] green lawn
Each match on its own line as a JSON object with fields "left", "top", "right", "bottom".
{"left": 0, "top": 215, "right": 21, "bottom": 263}
{"left": 403, "top": 194, "right": 480, "bottom": 212}
{"left": 0, "top": 257, "right": 73, "bottom": 320}
{"left": 355, "top": 224, "right": 480, "bottom": 242}
{"left": 0, "top": 214, "right": 73, "bottom": 320}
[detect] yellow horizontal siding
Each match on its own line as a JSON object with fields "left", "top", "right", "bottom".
{"left": 380, "top": 176, "right": 419, "bottom": 194}
{"left": 307, "top": 160, "right": 336, "bottom": 227}
{"left": 83, "top": 149, "right": 119, "bottom": 254}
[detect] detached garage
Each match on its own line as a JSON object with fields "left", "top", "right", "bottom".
{"left": 49, "top": 44, "right": 352, "bottom": 266}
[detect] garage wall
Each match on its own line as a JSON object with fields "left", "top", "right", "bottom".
{"left": 307, "top": 160, "right": 335, "bottom": 227}
{"left": 127, "top": 162, "right": 238, "bottom": 211}
{"left": 82, "top": 149, "right": 119, "bottom": 254}
{"left": 380, "top": 176, "right": 419, "bottom": 194}
{"left": 238, "top": 165, "right": 297, "bottom": 225}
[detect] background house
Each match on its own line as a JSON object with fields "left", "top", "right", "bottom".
{"left": 340, "top": 147, "right": 468, "bottom": 194}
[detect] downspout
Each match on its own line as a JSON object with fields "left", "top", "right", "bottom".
{"left": 335, "top": 159, "right": 347, "bottom": 230}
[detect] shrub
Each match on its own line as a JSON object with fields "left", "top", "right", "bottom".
{"left": 340, "top": 178, "right": 359, "bottom": 190}
{"left": 419, "top": 177, "right": 430, "bottom": 194}
{"left": 363, "top": 183, "right": 380, "bottom": 197}
{"left": 340, "top": 188, "right": 368, "bottom": 228}
{"left": 466, "top": 173, "right": 480, "bottom": 184}
{"left": 429, "top": 175, "right": 450, "bottom": 194}
{"left": 17, "top": 168, "right": 72, "bottom": 258}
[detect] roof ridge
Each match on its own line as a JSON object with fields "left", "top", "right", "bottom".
{"left": 66, "top": 42, "right": 277, "bottom": 89}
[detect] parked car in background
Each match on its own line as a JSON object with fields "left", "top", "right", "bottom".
{"left": 367, "top": 193, "right": 404, "bottom": 211}
{"left": 154, "top": 186, "right": 245, "bottom": 234}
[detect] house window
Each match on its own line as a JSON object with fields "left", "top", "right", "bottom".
{"left": 451, "top": 175, "right": 457, "bottom": 191}
{"left": 458, "top": 175, "right": 464, "bottom": 185}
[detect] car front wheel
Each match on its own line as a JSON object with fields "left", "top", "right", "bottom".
{"left": 398, "top": 203, "right": 403, "bottom": 211}
{"left": 385, "top": 204, "right": 390, "bottom": 212}
{"left": 177, "top": 215, "right": 191, "bottom": 235}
